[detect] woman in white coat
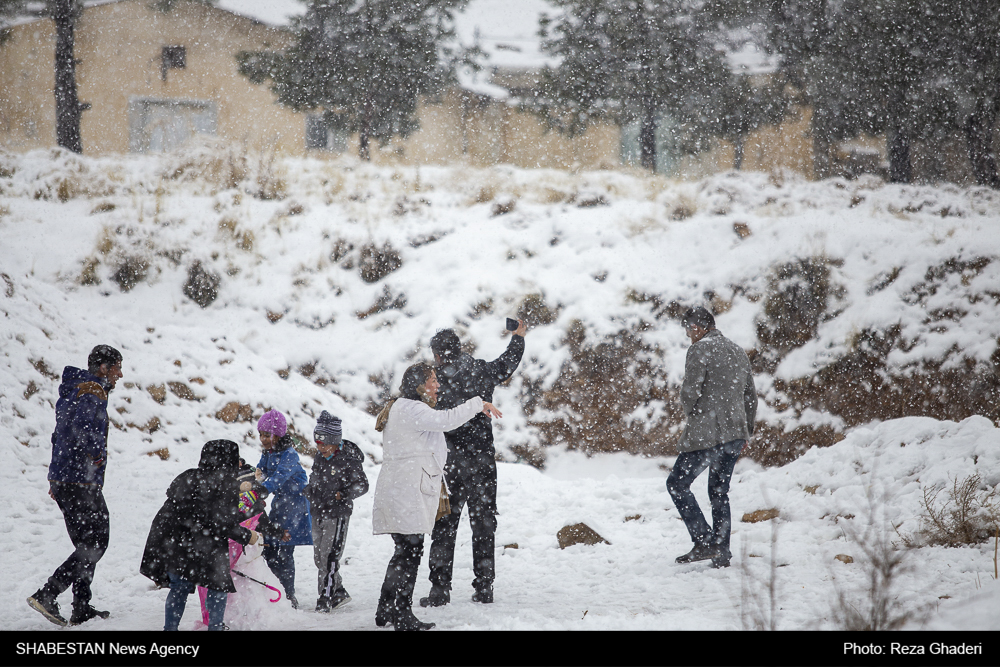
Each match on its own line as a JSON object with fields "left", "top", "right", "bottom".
{"left": 372, "top": 362, "right": 501, "bottom": 631}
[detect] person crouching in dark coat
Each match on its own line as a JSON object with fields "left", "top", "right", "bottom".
{"left": 140, "top": 440, "right": 261, "bottom": 631}
{"left": 303, "top": 411, "right": 369, "bottom": 612}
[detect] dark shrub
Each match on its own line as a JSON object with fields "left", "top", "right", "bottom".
{"left": 184, "top": 260, "right": 221, "bottom": 308}
{"left": 112, "top": 255, "right": 148, "bottom": 292}
{"left": 358, "top": 243, "right": 402, "bottom": 283}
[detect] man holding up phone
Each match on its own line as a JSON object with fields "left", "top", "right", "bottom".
{"left": 420, "top": 318, "right": 526, "bottom": 607}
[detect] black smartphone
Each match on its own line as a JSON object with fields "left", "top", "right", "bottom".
{"left": 505, "top": 318, "right": 519, "bottom": 331}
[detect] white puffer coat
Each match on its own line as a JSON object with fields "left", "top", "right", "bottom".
{"left": 372, "top": 396, "right": 483, "bottom": 535}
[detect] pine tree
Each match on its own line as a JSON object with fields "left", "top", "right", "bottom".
{"left": 768, "top": 0, "right": 999, "bottom": 186}
{"left": 536, "top": 0, "right": 732, "bottom": 171}
{"left": 238, "top": 0, "right": 466, "bottom": 160}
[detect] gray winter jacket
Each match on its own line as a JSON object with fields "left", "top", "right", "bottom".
{"left": 678, "top": 329, "right": 758, "bottom": 453}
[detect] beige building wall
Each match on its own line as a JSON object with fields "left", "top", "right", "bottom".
{"left": 364, "top": 88, "right": 621, "bottom": 171}
{"left": 0, "top": 0, "right": 302, "bottom": 155}
{"left": 0, "top": 19, "right": 58, "bottom": 150}
{"left": 670, "top": 105, "right": 817, "bottom": 181}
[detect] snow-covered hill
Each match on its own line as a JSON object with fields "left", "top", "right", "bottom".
{"left": 1, "top": 145, "right": 998, "bottom": 649}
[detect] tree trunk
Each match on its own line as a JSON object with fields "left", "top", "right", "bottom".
{"left": 358, "top": 129, "right": 370, "bottom": 161}
{"left": 53, "top": 0, "right": 82, "bottom": 153}
{"left": 358, "top": 98, "right": 373, "bottom": 161}
{"left": 965, "top": 93, "right": 1000, "bottom": 188}
{"left": 639, "top": 99, "right": 657, "bottom": 172}
{"left": 887, "top": 89, "right": 912, "bottom": 183}
{"left": 733, "top": 135, "right": 746, "bottom": 171}
{"left": 810, "top": 106, "right": 833, "bottom": 180}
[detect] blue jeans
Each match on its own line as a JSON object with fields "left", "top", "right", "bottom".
{"left": 164, "top": 572, "right": 226, "bottom": 631}
{"left": 667, "top": 439, "right": 745, "bottom": 558}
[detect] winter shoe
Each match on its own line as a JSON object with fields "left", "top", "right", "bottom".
{"left": 375, "top": 593, "right": 392, "bottom": 627}
{"left": 70, "top": 604, "right": 110, "bottom": 625}
{"left": 675, "top": 544, "right": 717, "bottom": 564}
{"left": 418, "top": 586, "right": 450, "bottom": 608}
{"left": 472, "top": 587, "right": 493, "bottom": 604}
{"left": 393, "top": 608, "right": 435, "bottom": 631}
{"left": 710, "top": 549, "right": 732, "bottom": 569}
{"left": 330, "top": 592, "right": 352, "bottom": 610}
{"left": 288, "top": 594, "right": 299, "bottom": 610}
{"left": 315, "top": 596, "right": 332, "bottom": 613}
{"left": 27, "top": 592, "right": 68, "bottom": 627}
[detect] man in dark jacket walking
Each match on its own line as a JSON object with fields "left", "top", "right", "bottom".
{"left": 27, "top": 345, "right": 123, "bottom": 627}
{"left": 304, "top": 411, "right": 369, "bottom": 612}
{"left": 668, "top": 307, "right": 757, "bottom": 569}
{"left": 420, "top": 321, "right": 526, "bottom": 607}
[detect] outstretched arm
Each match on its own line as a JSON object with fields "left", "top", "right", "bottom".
{"left": 485, "top": 324, "right": 526, "bottom": 385}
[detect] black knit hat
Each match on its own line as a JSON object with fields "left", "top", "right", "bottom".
{"left": 314, "top": 410, "right": 342, "bottom": 447}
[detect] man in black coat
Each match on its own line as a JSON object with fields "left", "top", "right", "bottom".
{"left": 140, "top": 440, "right": 260, "bottom": 631}
{"left": 420, "top": 321, "right": 526, "bottom": 607}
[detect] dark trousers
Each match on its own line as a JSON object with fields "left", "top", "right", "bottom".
{"left": 427, "top": 452, "right": 497, "bottom": 593}
{"left": 262, "top": 543, "right": 296, "bottom": 599}
{"left": 666, "top": 439, "right": 745, "bottom": 558}
{"left": 43, "top": 482, "right": 109, "bottom": 610}
{"left": 378, "top": 534, "right": 424, "bottom": 618}
{"left": 312, "top": 514, "right": 350, "bottom": 599}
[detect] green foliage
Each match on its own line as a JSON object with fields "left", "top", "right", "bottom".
{"left": 767, "top": 0, "right": 1000, "bottom": 184}
{"left": 237, "top": 0, "right": 467, "bottom": 160}
{"left": 535, "top": 0, "right": 734, "bottom": 170}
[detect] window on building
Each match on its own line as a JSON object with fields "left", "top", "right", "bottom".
{"left": 305, "top": 114, "right": 348, "bottom": 153}
{"left": 128, "top": 97, "right": 217, "bottom": 153}
{"left": 161, "top": 46, "right": 186, "bottom": 81}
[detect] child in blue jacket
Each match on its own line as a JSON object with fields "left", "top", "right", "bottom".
{"left": 255, "top": 410, "right": 312, "bottom": 609}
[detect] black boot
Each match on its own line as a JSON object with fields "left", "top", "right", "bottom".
{"left": 315, "top": 595, "right": 332, "bottom": 613}
{"left": 70, "top": 603, "right": 110, "bottom": 625}
{"left": 375, "top": 590, "right": 393, "bottom": 627}
{"left": 418, "top": 585, "right": 450, "bottom": 608}
{"left": 27, "top": 589, "right": 68, "bottom": 627}
{"left": 472, "top": 586, "right": 493, "bottom": 604}
{"left": 675, "top": 543, "right": 717, "bottom": 564}
{"left": 393, "top": 606, "right": 435, "bottom": 631}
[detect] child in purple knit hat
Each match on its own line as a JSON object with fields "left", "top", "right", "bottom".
{"left": 255, "top": 409, "right": 312, "bottom": 609}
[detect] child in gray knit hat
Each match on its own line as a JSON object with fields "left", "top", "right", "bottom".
{"left": 304, "top": 411, "right": 369, "bottom": 611}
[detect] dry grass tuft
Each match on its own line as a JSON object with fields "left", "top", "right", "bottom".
{"left": 906, "top": 473, "right": 1000, "bottom": 547}
{"left": 668, "top": 195, "right": 697, "bottom": 220}
{"left": 829, "top": 487, "right": 915, "bottom": 631}
{"left": 516, "top": 293, "right": 559, "bottom": 328}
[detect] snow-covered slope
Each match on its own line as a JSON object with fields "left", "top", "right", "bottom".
{"left": 1, "top": 146, "right": 998, "bottom": 644}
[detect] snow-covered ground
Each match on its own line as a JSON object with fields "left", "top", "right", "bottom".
{"left": 1, "top": 147, "right": 999, "bottom": 660}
